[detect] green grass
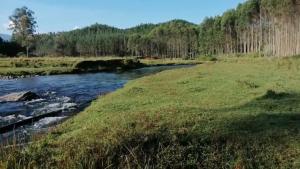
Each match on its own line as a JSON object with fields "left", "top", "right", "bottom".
{"left": 0, "top": 57, "right": 200, "bottom": 77}
{"left": 2, "top": 57, "right": 300, "bottom": 168}
{"left": 140, "top": 58, "right": 202, "bottom": 66}
{"left": 0, "top": 56, "right": 125, "bottom": 68}
{"left": 0, "top": 57, "right": 126, "bottom": 77}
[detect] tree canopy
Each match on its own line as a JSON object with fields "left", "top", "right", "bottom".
{"left": 32, "top": 20, "right": 198, "bottom": 59}
{"left": 9, "top": 6, "right": 37, "bottom": 57}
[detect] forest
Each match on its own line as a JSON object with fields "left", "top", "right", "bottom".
{"left": 199, "top": 0, "right": 300, "bottom": 57}
{"left": 1, "top": 0, "right": 300, "bottom": 58}
{"left": 0, "top": 37, "right": 23, "bottom": 57}
{"left": 33, "top": 20, "right": 199, "bottom": 59}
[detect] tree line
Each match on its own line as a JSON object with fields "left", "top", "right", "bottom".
{"left": 33, "top": 20, "right": 199, "bottom": 59}
{"left": 2, "top": 0, "right": 300, "bottom": 58}
{"left": 199, "top": 0, "right": 300, "bottom": 57}
{"left": 0, "top": 37, "right": 23, "bottom": 57}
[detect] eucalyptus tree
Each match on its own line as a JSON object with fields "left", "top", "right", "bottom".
{"left": 199, "top": 17, "right": 225, "bottom": 55}
{"left": 9, "top": 6, "right": 37, "bottom": 57}
{"left": 199, "top": 0, "right": 300, "bottom": 57}
{"left": 221, "top": 9, "right": 237, "bottom": 54}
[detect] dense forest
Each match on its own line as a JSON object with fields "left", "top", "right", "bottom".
{"left": 0, "top": 37, "right": 23, "bottom": 57}
{"left": 1, "top": 0, "right": 300, "bottom": 58}
{"left": 33, "top": 20, "right": 199, "bottom": 59}
{"left": 199, "top": 0, "right": 300, "bottom": 57}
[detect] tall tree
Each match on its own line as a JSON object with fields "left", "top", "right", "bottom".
{"left": 9, "top": 6, "right": 37, "bottom": 57}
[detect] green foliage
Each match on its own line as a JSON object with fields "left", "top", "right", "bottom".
{"left": 198, "top": 16, "right": 225, "bottom": 55}
{"left": 9, "top": 6, "right": 37, "bottom": 57}
{"left": 221, "top": 9, "right": 237, "bottom": 31}
{"left": 33, "top": 20, "right": 198, "bottom": 59}
{"left": 0, "top": 40, "right": 23, "bottom": 57}
{"left": 236, "top": 0, "right": 260, "bottom": 27}
{"left": 198, "top": 0, "right": 263, "bottom": 55}
{"left": 125, "top": 23, "right": 157, "bottom": 34}
{"left": 261, "top": 0, "right": 297, "bottom": 15}
{"left": 196, "top": 55, "right": 218, "bottom": 61}
{"left": 198, "top": 0, "right": 300, "bottom": 57}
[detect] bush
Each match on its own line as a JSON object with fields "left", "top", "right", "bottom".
{"left": 196, "top": 55, "right": 218, "bottom": 61}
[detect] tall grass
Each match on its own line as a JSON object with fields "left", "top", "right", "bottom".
{"left": 2, "top": 56, "right": 300, "bottom": 168}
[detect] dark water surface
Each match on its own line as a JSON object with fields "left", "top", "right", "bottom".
{"left": 0, "top": 65, "right": 189, "bottom": 143}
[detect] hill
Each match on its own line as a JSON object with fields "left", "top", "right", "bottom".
{"left": 0, "top": 34, "right": 11, "bottom": 41}
{"left": 35, "top": 19, "right": 199, "bottom": 58}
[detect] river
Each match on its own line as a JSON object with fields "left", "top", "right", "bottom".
{"left": 0, "top": 65, "right": 189, "bottom": 143}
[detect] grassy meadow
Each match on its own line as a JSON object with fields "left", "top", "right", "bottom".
{"left": 0, "top": 57, "right": 201, "bottom": 78}
{"left": 0, "top": 57, "right": 123, "bottom": 77}
{"left": 2, "top": 56, "right": 300, "bottom": 168}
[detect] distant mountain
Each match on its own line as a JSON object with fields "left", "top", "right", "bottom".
{"left": 0, "top": 34, "right": 11, "bottom": 41}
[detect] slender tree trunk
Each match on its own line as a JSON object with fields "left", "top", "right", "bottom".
{"left": 26, "top": 46, "right": 29, "bottom": 57}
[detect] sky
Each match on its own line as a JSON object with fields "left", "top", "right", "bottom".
{"left": 0, "top": 0, "right": 245, "bottom": 34}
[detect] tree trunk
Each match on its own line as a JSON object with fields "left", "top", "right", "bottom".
{"left": 26, "top": 46, "right": 29, "bottom": 57}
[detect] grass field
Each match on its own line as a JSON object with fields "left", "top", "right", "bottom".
{"left": 2, "top": 57, "right": 300, "bottom": 168}
{"left": 0, "top": 57, "right": 124, "bottom": 77}
{"left": 0, "top": 57, "right": 201, "bottom": 78}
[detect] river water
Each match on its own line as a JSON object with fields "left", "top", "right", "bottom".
{"left": 0, "top": 65, "right": 189, "bottom": 143}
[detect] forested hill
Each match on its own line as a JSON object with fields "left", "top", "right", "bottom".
{"left": 3, "top": 0, "right": 300, "bottom": 58}
{"left": 34, "top": 20, "right": 199, "bottom": 58}
{"left": 125, "top": 23, "right": 158, "bottom": 34}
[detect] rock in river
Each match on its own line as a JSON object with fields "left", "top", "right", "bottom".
{"left": 0, "top": 91, "right": 40, "bottom": 102}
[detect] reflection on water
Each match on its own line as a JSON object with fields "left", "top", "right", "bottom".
{"left": 0, "top": 65, "right": 191, "bottom": 143}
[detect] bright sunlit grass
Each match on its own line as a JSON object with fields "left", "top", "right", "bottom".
{"left": 2, "top": 56, "right": 300, "bottom": 168}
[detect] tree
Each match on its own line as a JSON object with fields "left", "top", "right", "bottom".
{"left": 9, "top": 6, "right": 37, "bottom": 57}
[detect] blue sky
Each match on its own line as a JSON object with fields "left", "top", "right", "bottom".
{"left": 1, "top": 0, "right": 245, "bottom": 34}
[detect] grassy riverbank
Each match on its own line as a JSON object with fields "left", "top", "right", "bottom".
{"left": 2, "top": 57, "right": 300, "bottom": 168}
{"left": 0, "top": 57, "right": 115, "bottom": 77}
{"left": 0, "top": 57, "right": 201, "bottom": 78}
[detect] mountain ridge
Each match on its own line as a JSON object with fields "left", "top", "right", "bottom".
{"left": 0, "top": 34, "right": 11, "bottom": 41}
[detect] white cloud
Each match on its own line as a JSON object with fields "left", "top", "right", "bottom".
{"left": 73, "top": 26, "right": 80, "bottom": 30}
{"left": 3, "top": 21, "right": 14, "bottom": 30}
{"left": 3, "top": 23, "right": 9, "bottom": 29}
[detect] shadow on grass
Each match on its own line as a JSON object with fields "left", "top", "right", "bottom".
{"left": 216, "top": 90, "right": 300, "bottom": 168}
{"left": 224, "top": 90, "right": 300, "bottom": 134}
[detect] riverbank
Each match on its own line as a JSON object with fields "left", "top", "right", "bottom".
{"left": 0, "top": 65, "right": 190, "bottom": 139}
{"left": 2, "top": 57, "right": 300, "bottom": 168}
{"left": 0, "top": 57, "right": 202, "bottom": 79}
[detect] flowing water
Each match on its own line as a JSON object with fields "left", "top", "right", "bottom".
{"left": 0, "top": 65, "right": 189, "bottom": 143}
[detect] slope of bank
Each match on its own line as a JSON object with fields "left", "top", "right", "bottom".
{"left": 2, "top": 57, "right": 300, "bottom": 168}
